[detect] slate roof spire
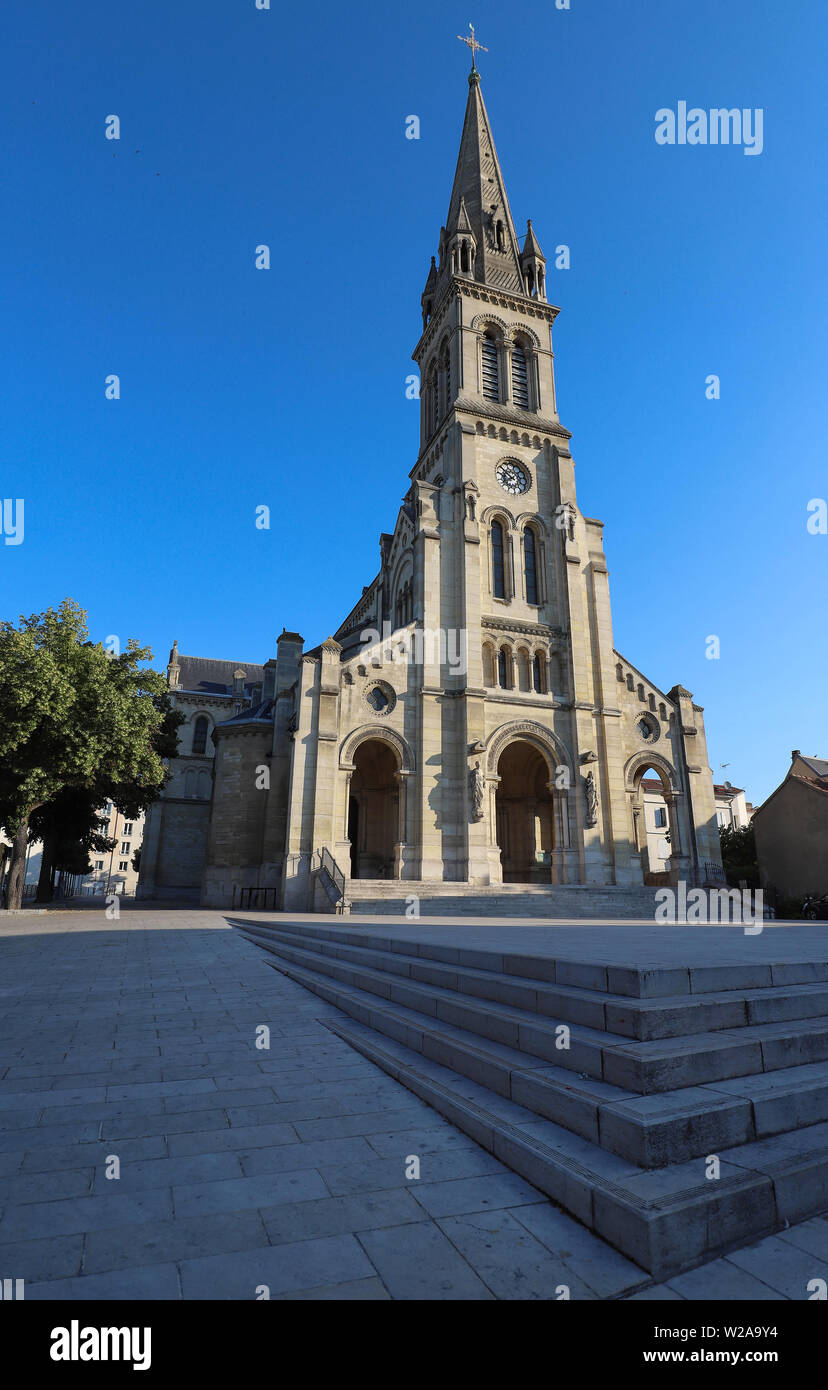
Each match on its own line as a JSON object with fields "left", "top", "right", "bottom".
{"left": 440, "top": 69, "right": 524, "bottom": 295}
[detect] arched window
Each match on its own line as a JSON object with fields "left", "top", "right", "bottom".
{"left": 498, "top": 647, "right": 511, "bottom": 689}
{"left": 533, "top": 652, "right": 547, "bottom": 694}
{"left": 524, "top": 526, "right": 538, "bottom": 604}
{"left": 440, "top": 342, "right": 452, "bottom": 415}
{"left": 482, "top": 643, "right": 495, "bottom": 687}
{"left": 491, "top": 519, "right": 506, "bottom": 599}
{"left": 429, "top": 365, "right": 439, "bottom": 431}
{"left": 481, "top": 333, "right": 500, "bottom": 402}
{"left": 396, "top": 578, "right": 413, "bottom": 627}
{"left": 512, "top": 345, "right": 530, "bottom": 409}
{"left": 192, "top": 717, "right": 209, "bottom": 756}
{"left": 517, "top": 648, "right": 531, "bottom": 692}
{"left": 496, "top": 220, "right": 505, "bottom": 251}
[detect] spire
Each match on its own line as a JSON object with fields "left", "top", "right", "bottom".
{"left": 420, "top": 255, "right": 438, "bottom": 326}
{"left": 520, "top": 219, "right": 547, "bottom": 301}
{"left": 522, "top": 219, "right": 544, "bottom": 259}
{"left": 440, "top": 70, "right": 524, "bottom": 295}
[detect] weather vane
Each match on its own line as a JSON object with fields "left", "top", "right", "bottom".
{"left": 458, "top": 23, "right": 488, "bottom": 72}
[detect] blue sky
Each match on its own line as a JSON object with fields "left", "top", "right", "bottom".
{"left": 1, "top": 0, "right": 826, "bottom": 807}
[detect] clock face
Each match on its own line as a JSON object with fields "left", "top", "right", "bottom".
{"left": 496, "top": 461, "right": 530, "bottom": 495}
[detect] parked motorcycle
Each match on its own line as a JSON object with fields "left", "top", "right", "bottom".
{"left": 802, "top": 894, "right": 828, "bottom": 920}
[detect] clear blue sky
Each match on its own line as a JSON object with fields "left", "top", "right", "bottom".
{"left": 2, "top": 0, "right": 826, "bottom": 807}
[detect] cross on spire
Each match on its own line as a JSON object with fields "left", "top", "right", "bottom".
{"left": 458, "top": 23, "right": 487, "bottom": 72}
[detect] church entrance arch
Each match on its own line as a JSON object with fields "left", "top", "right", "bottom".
{"left": 348, "top": 739, "right": 399, "bottom": 879}
{"left": 626, "top": 757, "right": 680, "bottom": 887}
{"left": 494, "top": 739, "right": 555, "bottom": 884}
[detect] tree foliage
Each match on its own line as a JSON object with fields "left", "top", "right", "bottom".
{"left": 719, "top": 823, "right": 759, "bottom": 889}
{"left": 0, "top": 600, "right": 178, "bottom": 908}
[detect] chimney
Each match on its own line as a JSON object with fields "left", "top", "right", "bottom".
{"left": 791, "top": 750, "right": 800, "bottom": 761}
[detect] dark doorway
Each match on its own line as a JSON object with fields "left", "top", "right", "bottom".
{"left": 347, "top": 797, "right": 359, "bottom": 879}
{"left": 349, "top": 740, "right": 398, "bottom": 879}
{"left": 495, "top": 740, "right": 554, "bottom": 883}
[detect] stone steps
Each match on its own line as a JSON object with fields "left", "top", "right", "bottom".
{"left": 236, "top": 923, "right": 828, "bottom": 1095}
{"left": 238, "top": 923, "right": 828, "bottom": 1041}
{"left": 233, "top": 920, "right": 828, "bottom": 1278}
{"left": 238, "top": 919, "right": 828, "bottom": 996}
{"left": 347, "top": 882, "right": 664, "bottom": 919}
{"left": 316, "top": 1014, "right": 828, "bottom": 1280}
{"left": 236, "top": 921, "right": 828, "bottom": 1162}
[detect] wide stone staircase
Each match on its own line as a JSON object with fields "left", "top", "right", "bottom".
{"left": 233, "top": 918, "right": 828, "bottom": 1279}
{"left": 347, "top": 880, "right": 664, "bottom": 919}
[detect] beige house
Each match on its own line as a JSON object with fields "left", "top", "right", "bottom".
{"left": 145, "top": 66, "right": 722, "bottom": 912}
{"left": 714, "top": 782, "right": 753, "bottom": 830}
{"left": 640, "top": 778, "right": 674, "bottom": 877}
{"left": 83, "top": 804, "right": 145, "bottom": 897}
{"left": 0, "top": 804, "right": 145, "bottom": 900}
{"left": 753, "top": 752, "right": 828, "bottom": 900}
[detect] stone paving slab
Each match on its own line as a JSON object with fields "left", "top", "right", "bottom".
{"left": 0, "top": 909, "right": 825, "bottom": 1299}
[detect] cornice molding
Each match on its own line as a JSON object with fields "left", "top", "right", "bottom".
{"left": 482, "top": 616, "right": 566, "bottom": 641}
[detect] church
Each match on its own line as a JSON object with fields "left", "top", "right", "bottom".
{"left": 139, "top": 61, "right": 723, "bottom": 912}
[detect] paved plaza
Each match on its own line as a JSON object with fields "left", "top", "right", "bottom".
{"left": 0, "top": 908, "right": 826, "bottom": 1300}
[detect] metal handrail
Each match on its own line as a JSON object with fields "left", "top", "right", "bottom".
{"left": 318, "top": 846, "right": 345, "bottom": 904}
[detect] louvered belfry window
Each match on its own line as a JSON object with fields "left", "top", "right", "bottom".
{"left": 524, "top": 527, "right": 538, "bottom": 604}
{"left": 512, "top": 345, "right": 530, "bottom": 409}
{"left": 491, "top": 517, "right": 505, "bottom": 592}
{"left": 491, "top": 520, "right": 506, "bottom": 599}
{"left": 481, "top": 334, "right": 500, "bottom": 401}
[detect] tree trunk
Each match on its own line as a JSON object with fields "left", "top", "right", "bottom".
{"left": 5, "top": 818, "right": 29, "bottom": 910}
{"left": 36, "top": 829, "right": 56, "bottom": 904}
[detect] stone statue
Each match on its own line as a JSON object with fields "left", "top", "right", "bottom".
{"left": 469, "top": 761, "right": 485, "bottom": 821}
{"left": 584, "top": 770, "right": 599, "bottom": 827}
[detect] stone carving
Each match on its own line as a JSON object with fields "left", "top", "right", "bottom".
{"left": 584, "top": 770, "right": 599, "bottom": 827}
{"left": 469, "top": 761, "right": 485, "bottom": 821}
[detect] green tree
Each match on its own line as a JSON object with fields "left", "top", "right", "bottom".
{"left": 28, "top": 696, "right": 182, "bottom": 904}
{"left": 719, "top": 823, "right": 759, "bottom": 890}
{"left": 29, "top": 788, "right": 115, "bottom": 902}
{"left": 0, "top": 600, "right": 173, "bottom": 910}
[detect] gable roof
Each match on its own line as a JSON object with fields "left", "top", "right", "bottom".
{"left": 176, "top": 655, "right": 264, "bottom": 697}
{"left": 797, "top": 755, "right": 828, "bottom": 780}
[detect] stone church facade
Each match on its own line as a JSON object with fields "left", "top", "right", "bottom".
{"left": 141, "top": 68, "right": 722, "bottom": 911}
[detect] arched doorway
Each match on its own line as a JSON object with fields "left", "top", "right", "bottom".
{"left": 630, "top": 764, "right": 678, "bottom": 886}
{"left": 495, "top": 740, "right": 555, "bottom": 883}
{"left": 348, "top": 739, "right": 399, "bottom": 879}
